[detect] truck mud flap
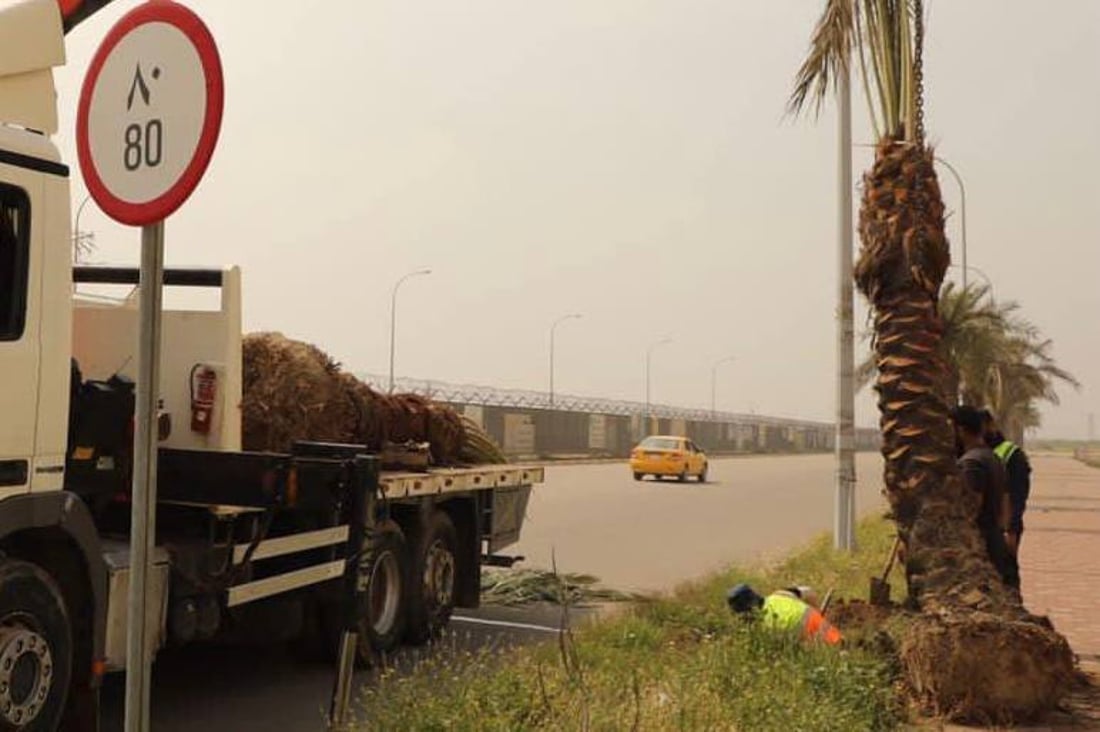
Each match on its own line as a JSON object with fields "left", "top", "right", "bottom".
{"left": 486, "top": 485, "right": 531, "bottom": 554}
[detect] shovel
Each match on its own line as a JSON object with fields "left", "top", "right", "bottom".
{"left": 869, "top": 535, "right": 901, "bottom": 606}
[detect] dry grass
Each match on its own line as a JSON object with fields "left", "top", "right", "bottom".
{"left": 351, "top": 516, "right": 904, "bottom": 731}
{"left": 480, "top": 569, "right": 637, "bottom": 606}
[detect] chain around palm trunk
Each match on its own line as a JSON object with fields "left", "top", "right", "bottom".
{"left": 913, "top": 0, "right": 925, "bottom": 144}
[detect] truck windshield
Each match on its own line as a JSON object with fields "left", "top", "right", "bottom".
{"left": 639, "top": 437, "right": 682, "bottom": 451}
{"left": 0, "top": 184, "right": 30, "bottom": 341}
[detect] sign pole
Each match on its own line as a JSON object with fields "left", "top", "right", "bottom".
{"left": 124, "top": 220, "right": 165, "bottom": 732}
{"left": 77, "top": 3, "right": 223, "bottom": 727}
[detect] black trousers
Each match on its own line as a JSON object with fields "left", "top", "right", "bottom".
{"left": 983, "top": 529, "right": 1020, "bottom": 590}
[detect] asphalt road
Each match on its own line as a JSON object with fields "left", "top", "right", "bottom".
{"left": 100, "top": 452, "right": 884, "bottom": 731}
{"left": 513, "top": 452, "right": 886, "bottom": 592}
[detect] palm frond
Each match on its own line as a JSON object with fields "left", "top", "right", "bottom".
{"left": 936, "top": 283, "right": 1079, "bottom": 434}
{"left": 791, "top": 0, "right": 919, "bottom": 141}
{"left": 788, "top": 0, "right": 855, "bottom": 118}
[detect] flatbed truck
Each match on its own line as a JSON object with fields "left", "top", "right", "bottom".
{"left": 0, "top": 2, "right": 542, "bottom": 728}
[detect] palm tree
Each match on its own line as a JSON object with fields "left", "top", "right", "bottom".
{"left": 987, "top": 332, "right": 1079, "bottom": 443}
{"left": 791, "top": 1, "right": 1073, "bottom": 719}
{"left": 939, "top": 282, "right": 1009, "bottom": 404}
{"left": 856, "top": 282, "right": 1079, "bottom": 440}
{"left": 792, "top": 0, "right": 1014, "bottom": 613}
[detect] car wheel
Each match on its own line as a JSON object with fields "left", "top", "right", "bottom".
{"left": 677, "top": 469, "right": 687, "bottom": 482}
{"left": 633, "top": 472, "right": 643, "bottom": 481}
{"left": 698, "top": 464, "right": 708, "bottom": 483}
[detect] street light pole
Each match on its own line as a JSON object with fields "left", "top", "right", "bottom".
{"left": 934, "top": 156, "right": 967, "bottom": 292}
{"left": 549, "top": 313, "right": 582, "bottom": 407}
{"left": 388, "top": 268, "right": 432, "bottom": 394}
{"left": 835, "top": 64, "right": 856, "bottom": 552}
{"left": 710, "top": 356, "right": 736, "bottom": 417}
{"left": 645, "top": 337, "right": 672, "bottom": 416}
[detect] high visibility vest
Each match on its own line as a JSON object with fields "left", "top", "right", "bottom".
{"left": 762, "top": 592, "right": 842, "bottom": 645}
{"left": 993, "top": 440, "right": 1019, "bottom": 464}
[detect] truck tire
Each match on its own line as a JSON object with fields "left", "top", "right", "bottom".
{"left": 359, "top": 519, "right": 408, "bottom": 657}
{"left": 404, "top": 511, "right": 458, "bottom": 645}
{"left": 316, "top": 519, "right": 409, "bottom": 665}
{"left": 0, "top": 560, "right": 72, "bottom": 732}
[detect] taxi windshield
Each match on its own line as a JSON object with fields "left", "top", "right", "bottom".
{"left": 639, "top": 437, "right": 682, "bottom": 450}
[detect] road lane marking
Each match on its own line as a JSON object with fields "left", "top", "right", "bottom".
{"left": 451, "top": 616, "right": 561, "bottom": 634}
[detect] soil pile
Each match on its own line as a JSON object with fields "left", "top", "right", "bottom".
{"left": 899, "top": 612, "right": 1076, "bottom": 724}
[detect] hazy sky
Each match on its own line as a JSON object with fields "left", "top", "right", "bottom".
{"left": 51, "top": 1, "right": 1099, "bottom": 437}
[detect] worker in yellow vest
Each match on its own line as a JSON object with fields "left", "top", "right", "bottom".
{"left": 727, "top": 583, "right": 842, "bottom": 646}
{"left": 980, "top": 410, "right": 1032, "bottom": 556}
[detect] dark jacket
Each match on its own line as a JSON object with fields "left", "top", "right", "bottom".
{"left": 959, "top": 446, "right": 1008, "bottom": 536}
{"left": 992, "top": 438, "right": 1031, "bottom": 534}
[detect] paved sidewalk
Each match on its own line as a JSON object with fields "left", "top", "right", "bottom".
{"left": 1019, "top": 454, "right": 1100, "bottom": 661}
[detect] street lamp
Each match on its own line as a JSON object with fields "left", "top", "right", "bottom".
{"left": 548, "top": 313, "right": 582, "bottom": 407}
{"left": 388, "top": 268, "right": 432, "bottom": 393}
{"left": 710, "top": 355, "right": 736, "bottom": 417}
{"left": 645, "top": 337, "right": 672, "bottom": 415}
{"left": 934, "top": 156, "right": 968, "bottom": 292}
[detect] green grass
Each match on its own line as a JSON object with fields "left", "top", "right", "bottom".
{"left": 352, "top": 517, "right": 904, "bottom": 731}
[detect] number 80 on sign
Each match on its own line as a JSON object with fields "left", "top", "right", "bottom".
{"left": 77, "top": 0, "right": 224, "bottom": 227}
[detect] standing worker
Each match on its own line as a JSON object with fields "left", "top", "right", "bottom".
{"left": 950, "top": 406, "right": 1019, "bottom": 591}
{"left": 981, "top": 409, "right": 1032, "bottom": 557}
{"left": 727, "top": 584, "right": 842, "bottom": 645}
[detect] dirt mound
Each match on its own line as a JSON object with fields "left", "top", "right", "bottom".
{"left": 827, "top": 599, "right": 896, "bottom": 630}
{"left": 240, "top": 332, "right": 475, "bottom": 465}
{"left": 900, "top": 613, "right": 1076, "bottom": 724}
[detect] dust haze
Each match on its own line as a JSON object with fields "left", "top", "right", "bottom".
{"left": 51, "top": 0, "right": 1099, "bottom": 438}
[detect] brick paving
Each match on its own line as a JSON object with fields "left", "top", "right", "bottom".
{"left": 1018, "top": 454, "right": 1100, "bottom": 661}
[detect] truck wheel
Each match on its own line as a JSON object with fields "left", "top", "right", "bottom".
{"left": 359, "top": 519, "right": 408, "bottom": 657}
{"left": 404, "top": 511, "right": 458, "bottom": 645}
{"left": 0, "top": 560, "right": 71, "bottom": 732}
{"left": 318, "top": 519, "right": 409, "bottom": 665}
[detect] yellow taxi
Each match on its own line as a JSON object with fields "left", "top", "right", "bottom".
{"left": 630, "top": 435, "right": 708, "bottom": 482}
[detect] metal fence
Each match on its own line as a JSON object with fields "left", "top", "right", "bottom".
{"left": 360, "top": 373, "right": 881, "bottom": 459}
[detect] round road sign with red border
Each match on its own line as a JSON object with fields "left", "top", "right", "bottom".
{"left": 77, "top": 0, "right": 224, "bottom": 226}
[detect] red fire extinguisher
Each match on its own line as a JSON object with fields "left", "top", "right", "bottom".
{"left": 190, "top": 364, "right": 217, "bottom": 434}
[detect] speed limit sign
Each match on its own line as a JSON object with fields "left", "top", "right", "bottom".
{"left": 76, "top": 0, "right": 224, "bottom": 226}
{"left": 74, "top": 4, "right": 225, "bottom": 729}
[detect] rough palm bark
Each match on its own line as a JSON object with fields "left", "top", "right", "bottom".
{"left": 857, "top": 140, "right": 1074, "bottom": 721}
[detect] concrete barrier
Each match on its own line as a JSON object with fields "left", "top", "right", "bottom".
{"left": 453, "top": 403, "right": 879, "bottom": 460}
